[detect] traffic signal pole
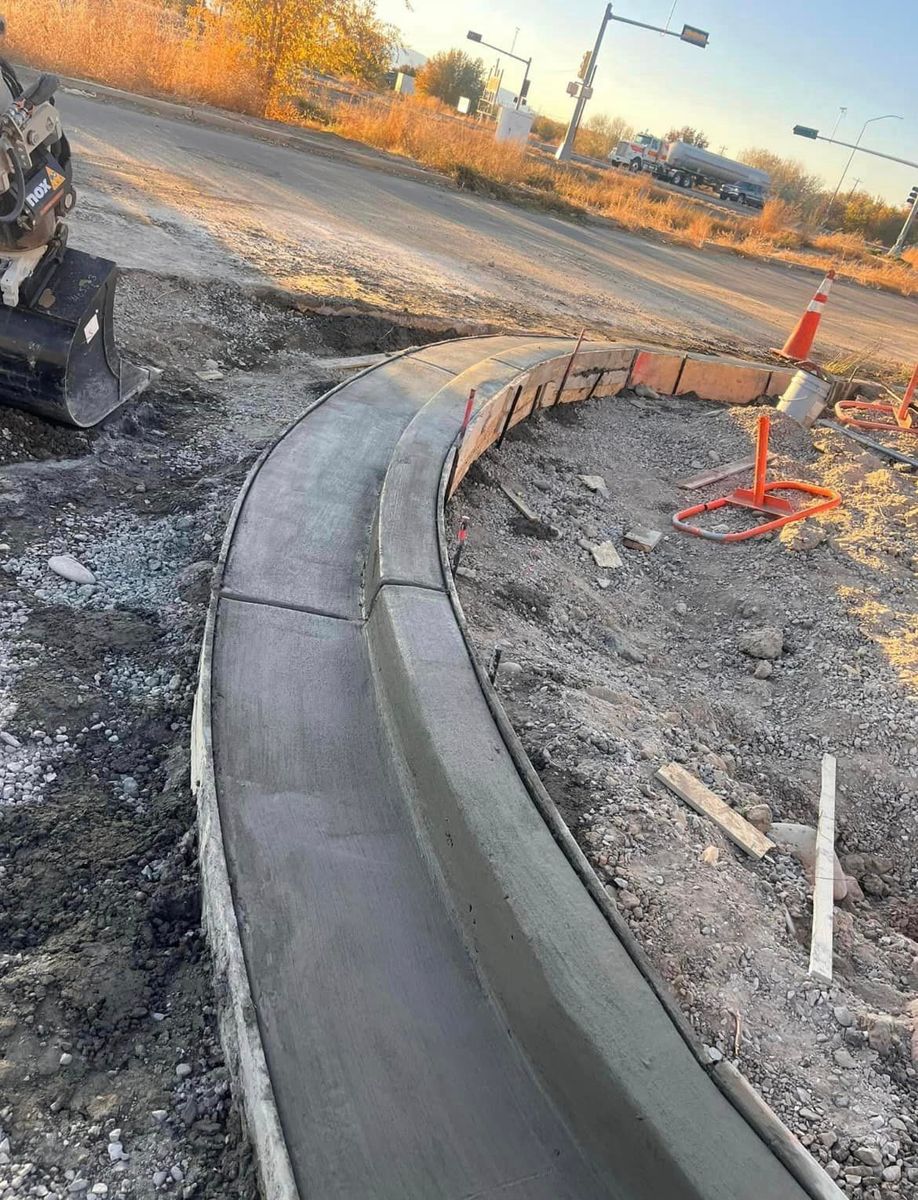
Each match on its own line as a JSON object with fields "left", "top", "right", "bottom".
{"left": 555, "top": 5, "right": 708, "bottom": 163}
{"left": 555, "top": 4, "right": 612, "bottom": 162}
{"left": 889, "top": 186, "right": 918, "bottom": 259}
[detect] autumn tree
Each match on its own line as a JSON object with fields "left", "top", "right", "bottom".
{"left": 665, "top": 125, "right": 709, "bottom": 148}
{"left": 836, "top": 192, "right": 908, "bottom": 244}
{"left": 739, "top": 148, "right": 823, "bottom": 215}
{"left": 415, "top": 49, "right": 485, "bottom": 108}
{"left": 576, "top": 112, "right": 633, "bottom": 158}
{"left": 531, "top": 114, "right": 565, "bottom": 142}
{"left": 231, "top": 0, "right": 395, "bottom": 109}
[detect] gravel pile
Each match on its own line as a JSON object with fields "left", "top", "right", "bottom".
{"left": 453, "top": 385, "right": 918, "bottom": 1197}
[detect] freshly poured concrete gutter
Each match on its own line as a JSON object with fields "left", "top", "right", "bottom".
{"left": 192, "top": 336, "right": 844, "bottom": 1200}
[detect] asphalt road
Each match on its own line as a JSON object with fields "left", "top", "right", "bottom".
{"left": 59, "top": 89, "right": 918, "bottom": 365}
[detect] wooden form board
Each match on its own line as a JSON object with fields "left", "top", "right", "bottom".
{"left": 448, "top": 346, "right": 803, "bottom": 497}
{"left": 655, "top": 763, "right": 775, "bottom": 860}
{"left": 808, "top": 754, "right": 837, "bottom": 986}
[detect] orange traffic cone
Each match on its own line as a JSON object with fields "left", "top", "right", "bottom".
{"left": 773, "top": 269, "right": 835, "bottom": 364}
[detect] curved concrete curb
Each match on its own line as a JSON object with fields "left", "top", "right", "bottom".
{"left": 197, "top": 336, "right": 845, "bottom": 1200}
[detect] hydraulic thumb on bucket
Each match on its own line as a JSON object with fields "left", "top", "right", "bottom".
{"left": 0, "top": 47, "right": 149, "bottom": 427}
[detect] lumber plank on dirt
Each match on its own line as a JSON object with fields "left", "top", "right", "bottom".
{"left": 655, "top": 763, "right": 775, "bottom": 860}
{"left": 623, "top": 526, "right": 662, "bottom": 552}
{"left": 808, "top": 753, "right": 837, "bottom": 986}
{"left": 498, "top": 482, "right": 540, "bottom": 522}
{"left": 677, "top": 454, "right": 776, "bottom": 490}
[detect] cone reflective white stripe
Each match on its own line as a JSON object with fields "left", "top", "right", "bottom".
{"left": 805, "top": 271, "right": 835, "bottom": 313}
{"left": 774, "top": 268, "right": 836, "bottom": 362}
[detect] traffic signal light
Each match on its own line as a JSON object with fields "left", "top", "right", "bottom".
{"left": 679, "top": 24, "right": 709, "bottom": 47}
{"left": 578, "top": 51, "right": 592, "bottom": 80}
{"left": 907, "top": 185, "right": 918, "bottom": 208}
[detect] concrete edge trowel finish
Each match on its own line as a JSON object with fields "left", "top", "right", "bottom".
{"left": 198, "top": 336, "right": 845, "bottom": 1200}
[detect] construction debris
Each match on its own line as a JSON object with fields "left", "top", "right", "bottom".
{"left": 591, "top": 541, "right": 623, "bottom": 569}
{"left": 677, "top": 454, "right": 775, "bottom": 490}
{"left": 808, "top": 754, "right": 838, "bottom": 986}
{"left": 623, "top": 525, "right": 662, "bottom": 552}
{"left": 579, "top": 474, "right": 609, "bottom": 493}
{"left": 655, "top": 763, "right": 775, "bottom": 859}
{"left": 498, "top": 482, "right": 540, "bottom": 522}
{"left": 817, "top": 419, "right": 918, "bottom": 469}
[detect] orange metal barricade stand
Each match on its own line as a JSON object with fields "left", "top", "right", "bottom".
{"left": 834, "top": 363, "right": 918, "bottom": 437}
{"left": 672, "top": 413, "right": 842, "bottom": 543}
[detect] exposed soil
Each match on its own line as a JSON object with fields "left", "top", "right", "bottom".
{"left": 453, "top": 387, "right": 918, "bottom": 1198}
{"left": 0, "top": 270, "right": 462, "bottom": 1199}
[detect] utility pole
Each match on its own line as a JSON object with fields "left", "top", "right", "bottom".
{"left": 555, "top": 4, "right": 708, "bottom": 163}
{"left": 555, "top": 4, "right": 612, "bottom": 162}
{"left": 889, "top": 183, "right": 918, "bottom": 259}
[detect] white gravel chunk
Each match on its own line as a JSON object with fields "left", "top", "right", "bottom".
{"left": 47, "top": 555, "right": 96, "bottom": 586}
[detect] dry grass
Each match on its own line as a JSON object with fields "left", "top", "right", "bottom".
{"left": 334, "top": 98, "right": 530, "bottom": 182}
{"left": 4, "top": 0, "right": 263, "bottom": 113}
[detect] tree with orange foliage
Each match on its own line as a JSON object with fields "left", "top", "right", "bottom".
{"left": 231, "top": 0, "right": 394, "bottom": 109}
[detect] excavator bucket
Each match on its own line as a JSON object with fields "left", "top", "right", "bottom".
{"left": 0, "top": 247, "right": 150, "bottom": 427}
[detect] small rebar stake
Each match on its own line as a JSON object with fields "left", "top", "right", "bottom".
{"left": 497, "top": 384, "right": 524, "bottom": 450}
{"left": 487, "top": 646, "right": 503, "bottom": 683}
{"left": 550, "top": 327, "right": 586, "bottom": 407}
{"left": 451, "top": 517, "right": 469, "bottom": 573}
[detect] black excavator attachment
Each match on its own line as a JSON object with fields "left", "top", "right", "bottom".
{"left": 0, "top": 49, "right": 150, "bottom": 427}
{"left": 0, "top": 248, "right": 150, "bottom": 427}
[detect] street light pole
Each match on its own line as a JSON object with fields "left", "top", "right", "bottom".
{"left": 555, "top": 4, "right": 612, "bottom": 162}
{"left": 824, "top": 114, "right": 902, "bottom": 220}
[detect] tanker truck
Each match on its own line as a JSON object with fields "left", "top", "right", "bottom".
{"left": 610, "top": 134, "right": 770, "bottom": 206}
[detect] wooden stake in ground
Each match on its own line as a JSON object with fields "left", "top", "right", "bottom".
{"left": 808, "top": 753, "right": 837, "bottom": 986}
